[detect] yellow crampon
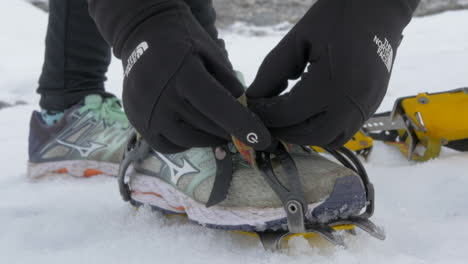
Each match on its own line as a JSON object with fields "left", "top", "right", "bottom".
{"left": 367, "top": 88, "right": 468, "bottom": 161}
{"left": 311, "top": 130, "right": 374, "bottom": 159}
{"left": 236, "top": 224, "right": 355, "bottom": 239}
{"left": 398, "top": 89, "right": 468, "bottom": 160}
{"left": 235, "top": 224, "right": 357, "bottom": 250}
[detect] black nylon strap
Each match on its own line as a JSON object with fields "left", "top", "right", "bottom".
{"left": 256, "top": 144, "right": 308, "bottom": 233}
{"left": 118, "top": 131, "right": 151, "bottom": 201}
{"left": 325, "top": 147, "right": 375, "bottom": 217}
{"left": 206, "top": 146, "right": 234, "bottom": 207}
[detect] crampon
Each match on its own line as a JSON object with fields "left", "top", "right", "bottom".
{"left": 364, "top": 88, "right": 468, "bottom": 161}
{"left": 117, "top": 132, "right": 385, "bottom": 251}
{"left": 234, "top": 140, "right": 385, "bottom": 251}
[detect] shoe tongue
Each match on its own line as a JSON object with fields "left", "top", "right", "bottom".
{"left": 84, "top": 94, "right": 103, "bottom": 106}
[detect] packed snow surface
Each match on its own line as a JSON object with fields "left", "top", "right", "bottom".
{"left": 1, "top": 1, "right": 468, "bottom": 263}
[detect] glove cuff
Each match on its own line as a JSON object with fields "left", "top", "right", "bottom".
{"left": 89, "top": 0, "right": 187, "bottom": 58}
{"left": 400, "top": 0, "right": 421, "bottom": 14}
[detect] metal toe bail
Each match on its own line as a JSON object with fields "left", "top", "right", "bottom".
{"left": 231, "top": 136, "right": 309, "bottom": 233}
{"left": 256, "top": 144, "right": 308, "bottom": 234}
{"left": 325, "top": 146, "right": 376, "bottom": 218}
{"left": 255, "top": 146, "right": 384, "bottom": 251}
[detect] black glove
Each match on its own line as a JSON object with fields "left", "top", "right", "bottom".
{"left": 247, "top": 0, "right": 420, "bottom": 148}
{"left": 89, "top": 0, "right": 271, "bottom": 153}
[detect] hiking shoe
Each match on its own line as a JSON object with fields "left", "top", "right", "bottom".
{"left": 126, "top": 143, "right": 368, "bottom": 231}
{"left": 28, "top": 94, "right": 131, "bottom": 178}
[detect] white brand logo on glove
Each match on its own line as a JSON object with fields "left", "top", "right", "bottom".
{"left": 124, "top": 41, "right": 149, "bottom": 77}
{"left": 247, "top": 133, "right": 259, "bottom": 144}
{"left": 373, "top": 36, "right": 393, "bottom": 73}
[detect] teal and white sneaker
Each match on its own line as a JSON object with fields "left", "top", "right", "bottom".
{"left": 120, "top": 134, "right": 370, "bottom": 232}
{"left": 27, "top": 94, "right": 131, "bottom": 178}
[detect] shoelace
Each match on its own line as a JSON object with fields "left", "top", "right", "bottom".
{"left": 79, "top": 97, "right": 129, "bottom": 128}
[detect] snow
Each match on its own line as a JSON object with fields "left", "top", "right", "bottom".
{"left": 1, "top": 1, "right": 468, "bottom": 263}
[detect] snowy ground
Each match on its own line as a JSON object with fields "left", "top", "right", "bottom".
{"left": 1, "top": 1, "right": 468, "bottom": 264}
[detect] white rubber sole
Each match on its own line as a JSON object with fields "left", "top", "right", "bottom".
{"left": 27, "top": 160, "right": 118, "bottom": 179}
{"left": 129, "top": 172, "right": 323, "bottom": 231}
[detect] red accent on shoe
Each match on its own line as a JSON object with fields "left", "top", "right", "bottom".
{"left": 83, "top": 169, "right": 106, "bottom": 178}
{"left": 54, "top": 168, "right": 69, "bottom": 174}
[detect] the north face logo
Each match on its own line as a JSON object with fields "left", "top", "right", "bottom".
{"left": 124, "top": 41, "right": 149, "bottom": 77}
{"left": 373, "top": 36, "right": 393, "bottom": 73}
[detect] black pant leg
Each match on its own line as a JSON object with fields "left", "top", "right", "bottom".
{"left": 37, "top": 0, "right": 111, "bottom": 111}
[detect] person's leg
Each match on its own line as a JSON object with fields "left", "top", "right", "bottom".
{"left": 28, "top": 0, "right": 130, "bottom": 179}
{"left": 37, "top": 0, "right": 111, "bottom": 112}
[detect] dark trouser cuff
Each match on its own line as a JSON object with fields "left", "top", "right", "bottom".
{"left": 37, "top": 0, "right": 111, "bottom": 111}
{"left": 39, "top": 89, "right": 115, "bottom": 111}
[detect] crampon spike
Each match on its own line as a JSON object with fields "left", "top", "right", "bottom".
{"left": 256, "top": 217, "right": 385, "bottom": 251}
{"left": 332, "top": 217, "right": 386, "bottom": 241}
{"left": 253, "top": 145, "right": 384, "bottom": 251}
{"left": 257, "top": 224, "right": 346, "bottom": 251}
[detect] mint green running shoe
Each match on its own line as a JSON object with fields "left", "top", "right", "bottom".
{"left": 118, "top": 132, "right": 375, "bottom": 233}
{"left": 27, "top": 94, "right": 131, "bottom": 178}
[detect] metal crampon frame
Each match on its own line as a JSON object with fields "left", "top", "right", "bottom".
{"left": 117, "top": 131, "right": 385, "bottom": 251}
{"left": 254, "top": 145, "right": 386, "bottom": 251}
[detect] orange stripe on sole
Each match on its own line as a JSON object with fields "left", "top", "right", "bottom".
{"left": 133, "top": 191, "right": 162, "bottom": 198}
{"left": 83, "top": 169, "right": 107, "bottom": 178}
{"left": 53, "top": 168, "right": 69, "bottom": 174}
{"left": 132, "top": 191, "right": 185, "bottom": 211}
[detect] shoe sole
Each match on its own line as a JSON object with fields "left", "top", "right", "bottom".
{"left": 129, "top": 172, "right": 367, "bottom": 232}
{"left": 27, "top": 160, "right": 118, "bottom": 179}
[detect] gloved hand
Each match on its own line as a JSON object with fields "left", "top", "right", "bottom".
{"left": 247, "top": 0, "right": 420, "bottom": 148}
{"left": 89, "top": 0, "right": 271, "bottom": 153}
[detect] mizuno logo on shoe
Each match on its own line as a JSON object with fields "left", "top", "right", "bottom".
{"left": 124, "top": 41, "right": 149, "bottom": 77}
{"left": 56, "top": 139, "right": 107, "bottom": 158}
{"left": 155, "top": 152, "right": 199, "bottom": 185}
{"left": 373, "top": 35, "right": 394, "bottom": 73}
